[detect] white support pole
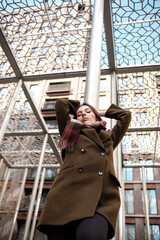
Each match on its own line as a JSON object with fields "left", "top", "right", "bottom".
{"left": 0, "top": 80, "right": 22, "bottom": 144}
{"left": 23, "top": 134, "right": 48, "bottom": 240}
{"left": 0, "top": 168, "right": 11, "bottom": 208}
{"left": 117, "top": 145, "right": 125, "bottom": 240}
{"left": 30, "top": 167, "right": 46, "bottom": 240}
{"left": 0, "top": 159, "right": 4, "bottom": 169}
{"left": 142, "top": 167, "right": 151, "bottom": 240}
{"left": 8, "top": 168, "right": 28, "bottom": 240}
{"left": 110, "top": 71, "right": 124, "bottom": 240}
{"left": 84, "top": 0, "right": 104, "bottom": 108}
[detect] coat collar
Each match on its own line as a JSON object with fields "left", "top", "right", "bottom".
{"left": 81, "top": 128, "right": 111, "bottom": 149}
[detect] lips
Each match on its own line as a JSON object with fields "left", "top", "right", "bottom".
{"left": 82, "top": 117, "right": 89, "bottom": 122}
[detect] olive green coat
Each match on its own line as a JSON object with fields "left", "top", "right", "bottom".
{"left": 37, "top": 99, "right": 131, "bottom": 239}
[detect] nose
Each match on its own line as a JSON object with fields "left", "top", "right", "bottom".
{"left": 82, "top": 111, "right": 86, "bottom": 117}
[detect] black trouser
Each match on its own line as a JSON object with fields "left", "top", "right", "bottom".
{"left": 47, "top": 213, "right": 109, "bottom": 240}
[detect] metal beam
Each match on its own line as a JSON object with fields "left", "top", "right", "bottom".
{"left": 8, "top": 168, "right": 28, "bottom": 240}
{"left": 0, "top": 80, "right": 22, "bottom": 144}
{"left": 128, "top": 127, "right": 160, "bottom": 132}
{"left": 0, "top": 64, "right": 160, "bottom": 83}
{"left": 23, "top": 134, "right": 48, "bottom": 240}
{"left": 104, "top": 0, "right": 116, "bottom": 71}
{"left": 0, "top": 27, "right": 23, "bottom": 79}
{"left": 0, "top": 168, "right": 11, "bottom": 207}
{"left": 30, "top": 167, "right": 46, "bottom": 240}
{"left": 142, "top": 167, "right": 151, "bottom": 240}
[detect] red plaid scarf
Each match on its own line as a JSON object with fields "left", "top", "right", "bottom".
{"left": 59, "top": 119, "right": 106, "bottom": 158}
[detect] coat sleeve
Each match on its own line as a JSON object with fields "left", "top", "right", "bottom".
{"left": 105, "top": 104, "right": 131, "bottom": 149}
{"left": 55, "top": 98, "right": 80, "bottom": 136}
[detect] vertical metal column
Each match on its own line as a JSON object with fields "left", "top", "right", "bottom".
{"left": 117, "top": 146, "right": 125, "bottom": 240}
{"left": 84, "top": 0, "right": 104, "bottom": 108}
{"left": 111, "top": 71, "right": 124, "bottom": 240}
{"left": 8, "top": 168, "right": 28, "bottom": 240}
{"left": 0, "top": 80, "right": 22, "bottom": 144}
{"left": 23, "top": 134, "right": 48, "bottom": 240}
{"left": 0, "top": 168, "right": 11, "bottom": 207}
{"left": 30, "top": 167, "right": 46, "bottom": 240}
{"left": 142, "top": 167, "right": 151, "bottom": 240}
{"left": 0, "top": 159, "right": 3, "bottom": 169}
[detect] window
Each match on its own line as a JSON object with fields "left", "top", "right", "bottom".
{"left": 142, "top": 189, "right": 157, "bottom": 214}
{"left": 42, "top": 99, "right": 56, "bottom": 111}
{"left": 150, "top": 225, "right": 160, "bottom": 240}
{"left": 148, "top": 190, "right": 157, "bottom": 214}
{"left": 80, "top": 97, "right": 84, "bottom": 104}
{"left": 122, "top": 135, "right": 132, "bottom": 154}
{"left": 81, "top": 80, "right": 86, "bottom": 92}
{"left": 136, "top": 112, "right": 147, "bottom": 127}
{"left": 45, "top": 169, "right": 57, "bottom": 179}
{"left": 124, "top": 168, "right": 133, "bottom": 181}
{"left": 44, "top": 116, "right": 58, "bottom": 129}
{"left": 125, "top": 224, "right": 135, "bottom": 240}
{"left": 100, "top": 79, "right": 107, "bottom": 91}
{"left": 137, "top": 134, "right": 150, "bottom": 152}
{"left": 29, "top": 84, "right": 38, "bottom": 97}
{"left": 99, "top": 96, "right": 106, "bottom": 109}
{"left": 140, "top": 160, "right": 154, "bottom": 181}
{"left": 124, "top": 160, "right": 133, "bottom": 181}
{"left": 140, "top": 167, "right": 154, "bottom": 181}
{"left": 47, "top": 82, "right": 70, "bottom": 93}
{"left": 125, "top": 190, "right": 134, "bottom": 214}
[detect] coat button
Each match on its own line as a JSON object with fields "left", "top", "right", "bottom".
{"left": 98, "top": 171, "right": 103, "bottom": 176}
{"left": 101, "top": 151, "right": 105, "bottom": 156}
{"left": 81, "top": 148, "right": 86, "bottom": 153}
{"left": 78, "top": 167, "right": 84, "bottom": 173}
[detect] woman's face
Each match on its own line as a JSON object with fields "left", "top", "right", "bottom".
{"left": 76, "top": 105, "right": 97, "bottom": 124}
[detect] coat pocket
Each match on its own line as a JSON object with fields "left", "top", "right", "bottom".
{"left": 108, "top": 171, "right": 121, "bottom": 188}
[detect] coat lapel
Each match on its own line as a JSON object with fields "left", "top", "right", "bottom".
{"left": 81, "top": 128, "right": 111, "bottom": 149}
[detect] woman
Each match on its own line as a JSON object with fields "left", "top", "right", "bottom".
{"left": 37, "top": 98, "right": 131, "bottom": 239}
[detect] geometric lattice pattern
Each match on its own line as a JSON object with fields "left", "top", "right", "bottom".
{"left": 0, "top": 0, "right": 103, "bottom": 74}
{"left": 118, "top": 71, "right": 160, "bottom": 165}
{"left": 112, "top": 0, "right": 160, "bottom": 66}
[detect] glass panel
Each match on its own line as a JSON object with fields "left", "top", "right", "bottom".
{"left": 125, "top": 190, "right": 134, "bottom": 214}
{"left": 125, "top": 224, "right": 135, "bottom": 240}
